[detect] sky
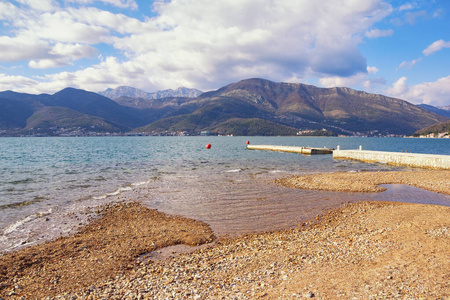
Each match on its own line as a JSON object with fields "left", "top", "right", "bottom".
{"left": 0, "top": 0, "right": 449, "bottom": 107}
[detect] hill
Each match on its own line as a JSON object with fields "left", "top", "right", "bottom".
{"left": 24, "top": 107, "right": 122, "bottom": 135}
{"left": 1, "top": 79, "right": 448, "bottom": 136}
{"left": 412, "top": 120, "right": 450, "bottom": 137}
{"left": 0, "top": 88, "right": 150, "bottom": 135}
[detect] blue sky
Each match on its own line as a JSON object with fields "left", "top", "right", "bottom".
{"left": 0, "top": 0, "right": 449, "bottom": 107}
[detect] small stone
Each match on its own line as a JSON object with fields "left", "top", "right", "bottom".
{"left": 304, "top": 291, "right": 315, "bottom": 298}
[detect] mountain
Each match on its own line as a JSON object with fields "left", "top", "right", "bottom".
{"left": 1, "top": 78, "right": 448, "bottom": 136}
{"left": 412, "top": 120, "right": 450, "bottom": 137}
{"left": 99, "top": 86, "right": 203, "bottom": 100}
{"left": 24, "top": 106, "right": 122, "bottom": 134}
{"left": 136, "top": 78, "right": 448, "bottom": 136}
{"left": 418, "top": 104, "right": 450, "bottom": 118}
{"left": 0, "top": 88, "right": 153, "bottom": 135}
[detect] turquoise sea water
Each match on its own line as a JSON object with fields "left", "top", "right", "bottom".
{"left": 1, "top": 136, "right": 449, "bottom": 252}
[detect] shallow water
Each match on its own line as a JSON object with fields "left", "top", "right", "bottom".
{"left": 0, "top": 136, "right": 449, "bottom": 252}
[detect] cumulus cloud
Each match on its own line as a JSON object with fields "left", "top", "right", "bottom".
{"left": 367, "top": 66, "right": 379, "bottom": 74}
{"left": 0, "top": 73, "right": 38, "bottom": 92}
{"left": 0, "top": 36, "right": 50, "bottom": 62}
{"left": 319, "top": 65, "right": 385, "bottom": 90}
{"left": 385, "top": 76, "right": 450, "bottom": 106}
{"left": 1, "top": 0, "right": 396, "bottom": 93}
{"left": 320, "top": 72, "right": 368, "bottom": 88}
{"left": 29, "top": 43, "right": 97, "bottom": 68}
{"left": 423, "top": 39, "right": 450, "bottom": 56}
{"left": 319, "top": 70, "right": 385, "bottom": 91}
{"left": 107, "top": 0, "right": 393, "bottom": 90}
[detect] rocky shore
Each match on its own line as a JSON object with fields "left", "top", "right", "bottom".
{"left": 1, "top": 171, "right": 449, "bottom": 299}
{"left": 274, "top": 170, "right": 450, "bottom": 194}
{"left": 0, "top": 202, "right": 214, "bottom": 299}
{"left": 49, "top": 202, "right": 450, "bottom": 299}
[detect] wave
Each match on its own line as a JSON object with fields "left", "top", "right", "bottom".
{"left": 131, "top": 180, "right": 153, "bottom": 187}
{"left": 3, "top": 209, "right": 52, "bottom": 235}
{"left": 269, "top": 170, "right": 287, "bottom": 173}
{"left": 93, "top": 186, "right": 133, "bottom": 200}
{"left": 226, "top": 169, "right": 242, "bottom": 173}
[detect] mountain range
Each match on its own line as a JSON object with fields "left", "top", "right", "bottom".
{"left": 0, "top": 78, "right": 448, "bottom": 136}
{"left": 417, "top": 104, "right": 450, "bottom": 118}
{"left": 99, "top": 86, "right": 203, "bottom": 100}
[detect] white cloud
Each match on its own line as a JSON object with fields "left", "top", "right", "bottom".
{"left": 0, "top": 2, "right": 22, "bottom": 20}
{"left": 108, "top": 0, "right": 393, "bottom": 90}
{"left": 29, "top": 11, "right": 110, "bottom": 44}
{"left": 0, "top": 36, "right": 50, "bottom": 62}
{"left": 2, "top": 0, "right": 396, "bottom": 93}
{"left": 67, "top": 0, "right": 138, "bottom": 10}
{"left": 398, "top": 57, "right": 422, "bottom": 69}
{"left": 36, "top": 56, "right": 148, "bottom": 93}
{"left": 29, "top": 43, "right": 97, "bottom": 68}
{"left": 365, "top": 28, "right": 393, "bottom": 38}
{"left": 398, "top": 3, "right": 414, "bottom": 11}
{"left": 318, "top": 66, "right": 384, "bottom": 90}
{"left": 67, "top": 7, "right": 152, "bottom": 34}
{"left": 0, "top": 73, "right": 38, "bottom": 92}
{"left": 29, "top": 59, "right": 68, "bottom": 69}
{"left": 385, "top": 76, "right": 450, "bottom": 106}
{"left": 319, "top": 72, "right": 368, "bottom": 88}
{"left": 50, "top": 43, "right": 97, "bottom": 58}
{"left": 367, "top": 66, "right": 378, "bottom": 74}
{"left": 13, "top": 0, "right": 58, "bottom": 12}
{"left": 423, "top": 39, "right": 450, "bottom": 56}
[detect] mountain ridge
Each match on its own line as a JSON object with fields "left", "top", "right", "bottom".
{"left": 0, "top": 78, "right": 448, "bottom": 136}
{"left": 99, "top": 86, "right": 203, "bottom": 100}
{"left": 418, "top": 104, "right": 450, "bottom": 118}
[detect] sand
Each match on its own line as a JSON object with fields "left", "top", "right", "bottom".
{"left": 1, "top": 170, "right": 449, "bottom": 299}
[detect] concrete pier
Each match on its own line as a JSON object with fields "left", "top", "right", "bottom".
{"left": 246, "top": 145, "right": 334, "bottom": 155}
{"left": 333, "top": 149, "right": 450, "bottom": 170}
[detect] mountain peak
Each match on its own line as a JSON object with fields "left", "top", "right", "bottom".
{"left": 98, "top": 86, "right": 203, "bottom": 100}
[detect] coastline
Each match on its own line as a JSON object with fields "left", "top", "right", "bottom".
{"left": 274, "top": 170, "right": 450, "bottom": 194}
{"left": 0, "top": 171, "right": 449, "bottom": 299}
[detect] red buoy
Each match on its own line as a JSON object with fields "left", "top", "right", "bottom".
{"left": 206, "top": 143, "right": 211, "bottom": 149}
{"left": 246, "top": 140, "right": 250, "bottom": 145}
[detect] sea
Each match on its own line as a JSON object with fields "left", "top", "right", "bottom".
{"left": 1, "top": 136, "right": 449, "bottom": 253}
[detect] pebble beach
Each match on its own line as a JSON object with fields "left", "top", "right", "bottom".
{"left": 0, "top": 170, "right": 449, "bottom": 299}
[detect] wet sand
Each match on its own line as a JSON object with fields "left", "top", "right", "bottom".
{"left": 1, "top": 171, "right": 449, "bottom": 299}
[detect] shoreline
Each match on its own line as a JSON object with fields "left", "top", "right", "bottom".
{"left": 1, "top": 201, "right": 449, "bottom": 299}
{"left": 0, "top": 202, "right": 215, "bottom": 299}
{"left": 72, "top": 201, "right": 450, "bottom": 299}
{"left": 0, "top": 170, "right": 449, "bottom": 299}
{"left": 274, "top": 170, "right": 450, "bottom": 194}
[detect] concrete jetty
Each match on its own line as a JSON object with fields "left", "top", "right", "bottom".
{"left": 246, "top": 145, "right": 334, "bottom": 155}
{"left": 333, "top": 149, "right": 450, "bottom": 170}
